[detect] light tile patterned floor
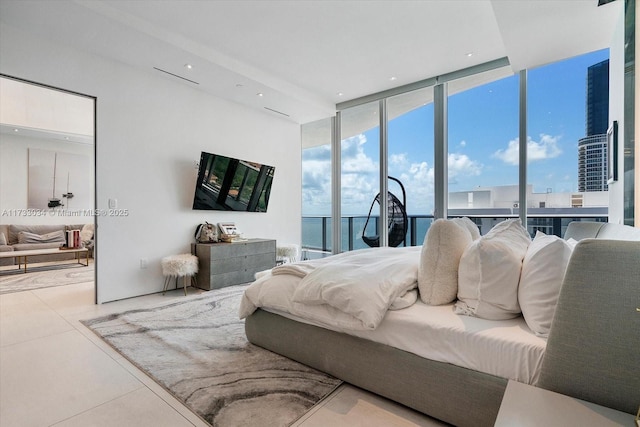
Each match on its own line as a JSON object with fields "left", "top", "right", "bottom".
{"left": 0, "top": 276, "right": 446, "bottom": 427}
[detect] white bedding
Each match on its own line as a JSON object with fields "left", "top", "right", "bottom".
{"left": 240, "top": 263, "right": 547, "bottom": 385}
{"left": 248, "top": 247, "right": 421, "bottom": 330}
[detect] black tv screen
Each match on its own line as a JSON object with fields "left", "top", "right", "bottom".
{"left": 192, "top": 151, "right": 275, "bottom": 212}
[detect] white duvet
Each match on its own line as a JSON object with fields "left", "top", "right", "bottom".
{"left": 240, "top": 246, "right": 421, "bottom": 330}
{"left": 239, "top": 251, "right": 547, "bottom": 384}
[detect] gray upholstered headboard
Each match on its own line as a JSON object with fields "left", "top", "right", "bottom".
{"left": 564, "top": 221, "right": 640, "bottom": 241}
{"left": 563, "top": 221, "right": 604, "bottom": 241}
{"left": 537, "top": 239, "right": 640, "bottom": 415}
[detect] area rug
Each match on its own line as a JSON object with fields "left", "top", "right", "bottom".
{"left": 0, "top": 262, "right": 94, "bottom": 294}
{"left": 81, "top": 285, "right": 342, "bottom": 426}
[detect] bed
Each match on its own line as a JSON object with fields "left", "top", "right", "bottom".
{"left": 240, "top": 222, "right": 640, "bottom": 426}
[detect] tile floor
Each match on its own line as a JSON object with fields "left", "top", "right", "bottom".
{"left": 0, "top": 274, "right": 447, "bottom": 427}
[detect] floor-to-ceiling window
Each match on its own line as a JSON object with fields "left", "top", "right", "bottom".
{"left": 527, "top": 49, "right": 610, "bottom": 236}
{"left": 301, "top": 117, "right": 332, "bottom": 256}
{"left": 302, "top": 88, "right": 437, "bottom": 256}
{"left": 303, "top": 50, "right": 617, "bottom": 253}
{"left": 387, "top": 87, "right": 434, "bottom": 245}
{"left": 340, "top": 101, "right": 380, "bottom": 252}
{"left": 447, "top": 73, "right": 520, "bottom": 235}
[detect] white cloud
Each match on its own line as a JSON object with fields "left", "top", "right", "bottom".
{"left": 389, "top": 153, "right": 408, "bottom": 167}
{"left": 493, "top": 134, "right": 562, "bottom": 165}
{"left": 302, "top": 133, "right": 383, "bottom": 215}
{"left": 341, "top": 134, "right": 377, "bottom": 174}
{"left": 448, "top": 153, "right": 482, "bottom": 184}
{"left": 396, "top": 161, "right": 435, "bottom": 214}
{"left": 303, "top": 136, "right": 485, "bottom": 215}
{"left": 340, "top": 134, "right": 379, "bottom": 214}
{"left": 301, "top": 151, "right": 332, "bottom": 214}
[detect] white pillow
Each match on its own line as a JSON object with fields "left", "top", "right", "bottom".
{"left": 80, "top": 223, "right": 95, "bottom": 242}
{"left": 455, "top": 219, "right": 531, "bottom": 320}
{"left": 418, "top": 218, "right": 473, "bottom": 305}
{"left": 453, "top": 217, "right": 481, "bottom": 240}
{"left": 518, "top": 231, "right": 576, "bottom": 337}
{"left": 0, "top": 232, "right": 6, "bottom": 246}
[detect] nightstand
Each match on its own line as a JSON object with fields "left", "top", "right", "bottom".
{"left": 495, "top": 380, "right": 636, "bottom": 427}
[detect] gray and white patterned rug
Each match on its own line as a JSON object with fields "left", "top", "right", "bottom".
{"left": 82, "top": 285, "right": 342, "bottom": 427}
{"left": 0, "top": 262, "right": 94, "bottom": 294}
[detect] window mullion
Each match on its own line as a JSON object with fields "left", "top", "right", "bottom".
{"left": 331, "top": 114, "right": 341, "bottom": 254}
{"left": 519, "top": 69, "right": 528, "bottom": 227}
{"left": 434, "top": 83, "right": 448, "bottom": 219}
{"left": 379, "top": 99, "right": 389, "bottom": 247}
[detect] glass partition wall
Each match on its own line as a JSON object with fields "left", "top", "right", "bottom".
{"left": 302, "top": 49, "right": 615, "bottom": 256}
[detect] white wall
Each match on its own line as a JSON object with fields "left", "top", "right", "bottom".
{"left": 0, "top": 133, "right": 94, "bottom": 224}
{"left": 0, "top": 77, "right": 94, "bottom": 136}
{"left": 0, "top": 22, "right": 302, "bottom": 303}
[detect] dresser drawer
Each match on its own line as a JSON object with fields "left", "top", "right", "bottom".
{"left": 192, "top": 239, "right": 276, "bottom": 290}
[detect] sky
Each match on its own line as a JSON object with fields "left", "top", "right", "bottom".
{"left": 302, "top": 48, "right": 610, "bottom": 216}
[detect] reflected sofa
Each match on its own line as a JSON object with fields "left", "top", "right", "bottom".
{"left": 0, "top": 223, "right": 94, "bottom": 267}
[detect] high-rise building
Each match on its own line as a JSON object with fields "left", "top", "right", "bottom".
{"left": 578, "top": 134, "right": 608, "bottom": 192}
{"left": 578, "top": 59, "right": 609, "bottom": 192}
{"left": 585, "top": 59, "right": 610, "bottom": 136}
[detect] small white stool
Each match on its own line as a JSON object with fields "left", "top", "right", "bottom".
{"left": 276, "top": 244, "right": 299, "bottom": 265}
{"left": 161, "top": 254, "right": 198, "bottom": 296}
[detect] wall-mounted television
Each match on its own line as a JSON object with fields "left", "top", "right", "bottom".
{"left": 192, "top": 151, "right": 275, "bottom": 212}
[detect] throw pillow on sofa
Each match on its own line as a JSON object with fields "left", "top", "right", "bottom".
{"left": 455, "top": 219, "right": 531, "bottom": 320}
{"left": 80, "top": 223, "right": 94, "bottom": 243}
{"left": 17, "top": 230, "right": 65, "bottom": 244}
{"left": 418, "top": 218, "right": 475, "bottom": 305}
{"left": 518, "top": 231, "right": 576, "bottom": 337}
{"left": 0, "top": 232, "right": 6, "bottom": 246}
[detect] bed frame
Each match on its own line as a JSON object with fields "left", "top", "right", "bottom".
{"left": 245, "top": 309, "right": 507, "bottom": 426}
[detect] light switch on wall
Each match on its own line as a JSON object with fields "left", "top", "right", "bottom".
{"left": 108, "top": 198, "right": 118, "bottom": 209}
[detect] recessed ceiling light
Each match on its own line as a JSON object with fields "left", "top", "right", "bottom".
{"left": 184, "top": 63, "right": 193, "bottom": 70}
{"left": 13, "top": 128, "right": 19, "bottom": 132}
{"left": 337, "top": 92, "right": 344, "bottom": 97}
{"left": 466, "top": 52, "right": 474, "bottom": 57}
{"left": 390, "top": 76, "right": 397, "bottom": 81}
{"left": 257, "top": 92, "right": 264, "bottom": 97}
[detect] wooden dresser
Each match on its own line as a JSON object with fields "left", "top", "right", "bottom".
{"left": 191, "top": 239, "right": 276, "bottom": 290}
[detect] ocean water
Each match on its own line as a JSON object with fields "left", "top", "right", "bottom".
{"left": 302, "top": 216, "right": 433, "bottom": 251}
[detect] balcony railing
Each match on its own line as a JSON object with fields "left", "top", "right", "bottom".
{"left": 302, "top": 214, "right": 608, "bottom": 257}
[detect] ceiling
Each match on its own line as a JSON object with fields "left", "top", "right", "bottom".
{"left": 0, "top": 0, "right": 623, "bottom": 125}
